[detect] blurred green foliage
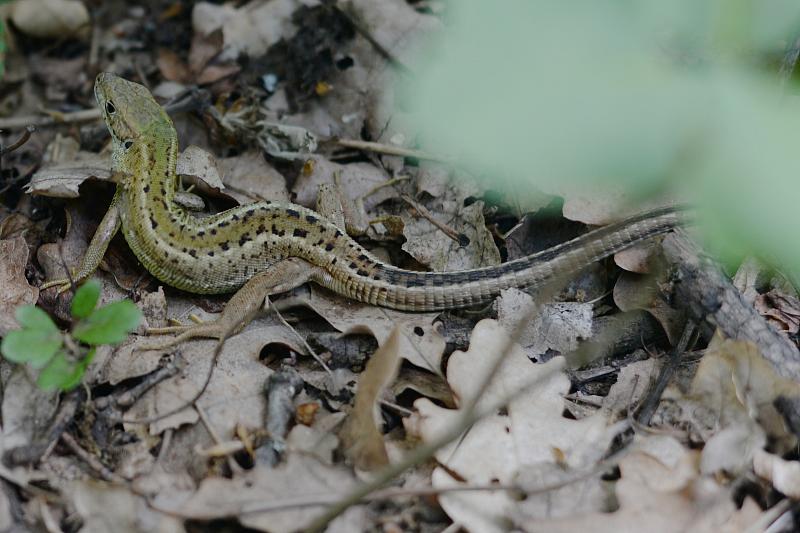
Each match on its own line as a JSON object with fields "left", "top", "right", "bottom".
{"left": 409, "top": 0, "right": 800, "bottom": 274}
{"left": 0, "top": 281, "right": 141, "bottom": 390}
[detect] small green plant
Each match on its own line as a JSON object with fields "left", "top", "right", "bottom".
{"left": 0, "top": 281, "right": 142, "bottom": 390}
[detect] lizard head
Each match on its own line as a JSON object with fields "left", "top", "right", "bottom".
{"left": 94, "top": 73, "right": 175, "bottom": 175}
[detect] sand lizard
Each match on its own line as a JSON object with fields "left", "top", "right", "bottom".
{"left": 42, "top": 73, "right": 681, "bottom": 345}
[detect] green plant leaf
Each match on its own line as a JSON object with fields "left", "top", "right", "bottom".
{"left": 71, "top": 280, "right": 101, "bottom": 319}
{"left": 1, "top": 328, "right": 62, "bottom": 367}
{"left": 15, "top": 305, "right": 58, "bottom": 332}
{"left": 72, "top": 300, "right": 141, "bottom": 345}
{"left": 36, "top": 351, "right": 90, "bottom": 391}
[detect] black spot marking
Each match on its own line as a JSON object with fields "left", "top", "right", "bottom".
{"left": 169, "top": 232, "right": 175, "bottom": 238}
{"left": 331, "top": 257, "right": 337, "bottom": 265}
{"left": 286, "top": 209, "right": 300, "bottom": 219}
{"left": 188, "top": 249, "right": 197, "bottom": 258}
{"left": 257, "top": 224, "right": 266, "bottom": 234}
{"left": 150, "top": 216, "right": 158, "bottom": 229}
{"left": 245, "top": 209, "right": 256, "bottom": 219}
{"left": 219, "top": 221, "right": 229, "bottom": 228}
{"left": 305, "top": 215, "right": 318, "bottom": 224}
{"left": 271, "top": 225, "right": 285, "bottom": 237}
{"left": 208, "top": 251, "right": 215, "bottom": 257}
{"left": 181, "top": 247, "right": 187, "bottom": 253}
{"left": 413, "top": 326, "right": 424, "bottom": 336}
{"left": 334, "top": 230, "right": 343, "bottom": 238}
{"left": 171, "top": 258, "right": 179, "bottom": 264}
{"left": 198, "top": 230, "right": 205, "bottom": 237}
{"left": 315, "top": 238, "right": 324, "bottom": 245}
{"left": 406, "top": 277, "right": 426, "bottom": 287}
{"left": 160, "top": 188, "right": 166, "bottom": 196}
{"left": 239, "top": 233, "right": 252, "bottom": 246}
{"left": 143, "top": 185, "right": 150, "bottom": 193}
{"left": 349, "top": 262, "right": 358, "bottom": 269}
{"left": 293, "top": 228, "right": 308, "bottom": 238}
{"left": 210, "top": 228, "right": 217, "bottom": 235}
{"left": 325, "top": 243, "right": 335, "bottom": 251}
{"left": 357, "top": 254, "right": 370, "bottom": 262}
{"left": 232, "top": 214, "right": 239, "bottom": 221}
{"left": 190, "top": 235, "right": 196, "bottom": 240}
{"left": 357, "top": 269, "right": 369, "bottom": 277}
{"left": 221, "top": 242, "right": 230, "bottom": 251}
{"left": 373, "top": 275, "right": 381, "bottom": 281}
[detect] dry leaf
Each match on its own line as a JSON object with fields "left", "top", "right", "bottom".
{"left": 408, "top": 319, "right": 615, "bottom": 530}
{"left": 70, "top": 480, "right": 184, "bottom": 533}
{"left": 0, "top": 237, "right": 38, "bottom": 336}
{"left": 177, "top": 454, "right": 361, "bottom": 533}
{"left": 299, "top": 287, "right": 446, "bottom": 374}
{"left": 531, "top": 435, "right": 763, "bottom": 533}
{"left": 217, "top": 151, "right": 289, "bottom": 204}
{"left": 191, "top": 0, "right": 298, "bottom": 60}
{"left": 753, "top": 448, "right": 800, "bottom": 499}
{"left": 119, "top": 317, "right": 304, "bottom": 436}
{"left": 613, "top": 271, "right": 686, "bottom": 344}
{"left": 402, "top": 198, "right": 501, "bottom": 272}
{"left": 690, "top": 338, "right": 800, "bottom": 452}
{"left": 292, "top": 155, "right": 395, "bottom": 211}
{"left": 755, "top": 289, "right": 800, "bottom": 334}
{"left": 341, "top": 327, "right": 401, "bottom": 471}
{"left": 11, "top": 0, "right": 89, "bottom": 39}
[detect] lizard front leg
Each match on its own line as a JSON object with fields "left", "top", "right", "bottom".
{"left": 143, "top": 258, "right": 322, "bottom": 350}
{"left": 41, "top": 192, "right": 122, "bottom": 294}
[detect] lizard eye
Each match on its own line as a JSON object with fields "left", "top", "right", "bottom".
{"left": 123, "top": 140, "right": 134, "bottom": 150}
{"left": 105, "top": 101, "right": 116, "bottom": 115}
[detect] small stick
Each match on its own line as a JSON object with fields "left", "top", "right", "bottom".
{"left": 60, "top": 432, "right": 126, "bottom": 483}
{"left": 635, "top": 321, "right": 697, "bottom": 426}
{"left": 401, "top": 194, "right": 469, "bottom": 246}
{"left": 335, "top": 138, "right": 452, "bottom": 163}
{"left": 0, "top": 125, "right": 36, "bottom": 155}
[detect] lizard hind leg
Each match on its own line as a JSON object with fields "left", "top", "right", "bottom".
{"left": 140, "top": 258, "right": 321, "bottom": 351}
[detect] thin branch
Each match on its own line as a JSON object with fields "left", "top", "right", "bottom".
{"left": 335, "top": 138, "right": 452, "bottom": 163}
{"left": 401, "top": 194, "right": 468, "bottom": 246}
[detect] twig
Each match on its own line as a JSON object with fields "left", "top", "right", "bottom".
{"left": 329, "top": 2, "right": 414, "bottom": 75}
{"left": 662, "top": 230, "right": 800, "bottom": 380}
{"left": 401, "top": 194, "right": 469, "bottom": 246}
{"left": 335, "top": 138, "right": 451, "bottom": 163}
{"left": 95, "top": 360, "right": 182, "bottom": 410}
{"left": 60, "top": 432, "right": 125, "bottom": 483}
{"left": 112, "top": 339, "right": 225, "bottom": 425}
{"left": 3, "top": 389, "right": 84, "bottom": 466}
{"left": 196, "top": 404, "right": 242, "bottom": 475}
{"left": 635, "top": 321, "right": 697, "bottom": 426}
{"left": 270, "top": 297, "right": 333, "bottom": 375}
{"left": 0, "top": 125, "right": 36, "bottom": 156}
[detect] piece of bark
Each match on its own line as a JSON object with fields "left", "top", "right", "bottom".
{"left": 662, "top": 231, "right": 800, "bottom": 381}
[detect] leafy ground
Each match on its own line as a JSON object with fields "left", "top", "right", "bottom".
{"left": 0, "top": 1, "right": 799, "bottom": 532}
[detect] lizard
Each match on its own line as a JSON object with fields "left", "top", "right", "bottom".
{"left": 42, "top": 73, "right": 682, "bottom": 347}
